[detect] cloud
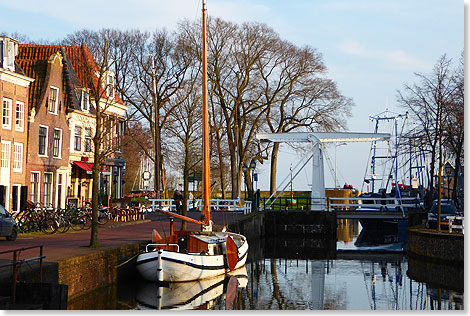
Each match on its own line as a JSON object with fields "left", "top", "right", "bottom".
{"left": 337, "top": 38, "right": 430, "bottom": 71}
{"left": 383, "top": 50, "right": 430, "bottom": 71}
{"left": 337, "top": 39, "right": 368, "bottom": 56}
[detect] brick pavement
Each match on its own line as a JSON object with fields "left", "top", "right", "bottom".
{"left": 0, "top": 211, "right": 244, "bottom": 263}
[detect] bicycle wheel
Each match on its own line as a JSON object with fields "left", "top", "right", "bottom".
{"left": 57, "top": 216, "right": 70, "bottom": 233}
{"left": 42, "top": 218, "right": 58, "bottom": 234}
{"left": 81, "top": 215, "right": 92, "bottom": 230}
{"left": 98, "top": 210, "right": 109, "bottom": 225}
{"left": 70, "top": 215, "right": 83, "bottom": 231}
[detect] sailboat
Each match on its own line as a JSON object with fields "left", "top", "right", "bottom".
{"left": 136, "top": 0, "right": 248, "bottom": 283}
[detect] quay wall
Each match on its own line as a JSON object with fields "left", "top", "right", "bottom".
{"left": 407, "top": 228, "right": 464, "bottom": 263}
{"left": 58, "top": 242, "right": 143, "bottom": 300}
{"left": 264, "top": 210, "right": 336, "bottom": 237}
{"left": 228, "top": 212, "right": 265, "bottom": 239}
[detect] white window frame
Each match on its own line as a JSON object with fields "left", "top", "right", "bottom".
{"left": 43, "top": 172, "right": 53, "bottom": 207}
{"left": 2, "top": 98, "right": 12, "bottom": 130}
{"left": 74, "top": 125, "right": 82, "bottom": 152}
{"left": 38, "top": 125, "right": 49, "bottom": 157}
{"left": 52, "top": 128, "right": 62, "bottom": 158}
{"left": 80, "top": 90, "right": 89, "bottom": 112}
{"left": 84, "top": 127, "right": 92, "bottom": 152}
{"left": 106, "top": 73, "right": 115, "bottom": 98}
{"left": 30, "top": 172, "right": 41, "bottom": 204}
{"left": 15, "top": 101, "right": 24, "bottom": 132}
{"left": 48, "top": 86, "right": 59, "bottom": 115}
{"left": 1, "top": 140, "right": 11, "bottom": 168}
{"left": 55, "top": 172, "right": 66, "bottom": 209}
{"left": 13, "top": 142, "right": 23, "bottom": 173}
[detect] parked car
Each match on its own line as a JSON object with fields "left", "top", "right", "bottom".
{"left": 426, "top": 199, "right": 463, "bottom": 229}
{"left": 0, "top": 204, "right": 17, "bottom": 241}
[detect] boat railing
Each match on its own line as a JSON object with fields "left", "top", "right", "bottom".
{"left": 146, "top": 243, "right": 180, "bottom": 252}
{"left": 446, "top": 216, "right": 464, "bottom": 234}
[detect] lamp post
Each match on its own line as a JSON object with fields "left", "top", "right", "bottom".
{"left": 249, "top": 159, "right": 256, "bottom": 200}
{"left": 444, "top": 162, "right": 452, "bottom": 199}
{"left": 290, "top": 163, "right": 293, "bottom": 199}
{"left": 242, "top": 164, "right": 248, "bottom": 201}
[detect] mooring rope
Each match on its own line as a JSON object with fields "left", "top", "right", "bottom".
{"left": 116, "top": 251, "right": 143, "bottom": 268}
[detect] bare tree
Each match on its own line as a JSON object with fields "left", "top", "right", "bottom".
{"left": 64, "top": 40, "right": 128, "bottom": 247}
{"left": 165, "top": 77, "right": 202, "bottom": 230}
{"left": 397, "top": 54, "right": 459, "bottom": 211}
{"left": 259, "top": 40, "right": 353, "bottom": 194}
{"left": 444, "top": 52, "right": 464, "bottom": 206}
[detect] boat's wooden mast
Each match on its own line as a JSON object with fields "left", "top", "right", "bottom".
{"left": 201, "top": 0, "right": 211, "bottom": 227}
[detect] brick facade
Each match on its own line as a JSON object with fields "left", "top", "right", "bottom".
{"left": 24, "top": 52, "right": 71, "bottom": 208}
{"left": 0, "top": 36, "right": 34, "bottom": 211}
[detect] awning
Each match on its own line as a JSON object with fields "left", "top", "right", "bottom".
{"left": 73, "top": 161, "right": 109, "bottom": 175}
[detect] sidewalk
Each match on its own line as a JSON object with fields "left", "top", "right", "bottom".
{"left": 0, "top": 211, "right": 244, "bottom": 263}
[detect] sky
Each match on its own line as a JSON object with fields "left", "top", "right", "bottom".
{"left": 0, "top": 0, "right": 464, "bottom": 192}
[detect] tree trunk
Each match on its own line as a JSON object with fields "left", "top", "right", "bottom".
{"left": 269, "top": 143, "right": 280, "bottom": 195}
{"left": 229, "top": 143, "right": 238, "bottom": 199}
{"left": 90, "top": 120, "right": 101, "bottom": 247}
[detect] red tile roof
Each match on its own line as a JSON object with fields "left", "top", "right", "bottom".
{"left": 17, "top": 44, "right": 124, "bottom": 111}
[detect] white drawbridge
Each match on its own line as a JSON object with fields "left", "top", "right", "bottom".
{"left": 256, "top": 132, "right": 391, "bottom": 211}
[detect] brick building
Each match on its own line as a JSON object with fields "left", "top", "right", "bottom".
{"left": 16, "top": 46, "right": 71, "bottom": 208}
{"left": 0, "top": 36, "right": 34, "bottom": 212}
{"left": 17, "top": 44, "right": 127, "bottom": 209}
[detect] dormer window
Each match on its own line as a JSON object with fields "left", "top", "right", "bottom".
{"left": 0, "top": 36, "right": 17, "bottom": 72}
{"left": 106, "top": 73, "right": 115, "bottom": 99}
{"left": 48, "top": 86, "right": 59, "bottom": 115}
{"left": 80, "top": 90, "right": 89, "bottom": 111}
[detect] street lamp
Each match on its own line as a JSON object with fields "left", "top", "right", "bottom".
{"left": 444, "top": 162, "right": 453, "bottom": 199}
{"left": 242, "top": 164, "right": 248, "bottom": 201}
{"left": 249, "top": 159, "right": 256, "bottom": 200}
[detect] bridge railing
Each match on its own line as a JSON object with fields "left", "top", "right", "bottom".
{"left": 260, "top": 196, "right": 422, "bottom": 212}
{"left": 148, "top": 199, "right": 249, "bottom": 213}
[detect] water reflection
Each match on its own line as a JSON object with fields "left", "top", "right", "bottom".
{"left": 69, "top": 219, "right": 464, "bottom": 310}
{"left": 135, "top": 267, "right": 248, "bottom": 310}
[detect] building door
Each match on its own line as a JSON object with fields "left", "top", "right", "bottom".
{"left": 0, "top": 185, "right": 5, "bottom": 206}
{"left": 12, "top": 185, "right": 19, "bottom": 213}
{"left": 1, "top": 141, "right": 11, "bottom": 209}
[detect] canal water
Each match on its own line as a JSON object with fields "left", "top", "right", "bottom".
{"left": 68, "top": 220, "right": 464, "bottom": 310}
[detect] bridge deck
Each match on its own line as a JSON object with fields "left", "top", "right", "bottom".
{"left": 336, "top": 210, "right": 407, "bottom": 220}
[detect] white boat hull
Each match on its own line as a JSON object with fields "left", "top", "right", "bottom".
{"left": 136, "top": 232, "right": 248, "bottom": 282}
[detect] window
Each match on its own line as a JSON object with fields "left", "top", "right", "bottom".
{"left": 44, "top": 173, "right": 53, "bottom": 207}
{"left": 30, "top": 172, "right": 40, "bottom": 203}
{"left": 80, "top": 90, "right": 89, "bottom": 111}
{"left": 38, "top": 126, "right": 48, "bottom": 156}
{"left": 15, "top": 101, "right": 24, "bottom": 131}
{"left": 13, "top": 142, "right": 23, "bottom": 172}
{"left": 106, "top": 73, "right": 114, "bottom": 98}
{"left": 1, "top": 141, "right": 10, "bottom": 168}
{"left": 2, "top": 98, "right": 12, "bottom": 129}
{"left": 48, "top": 86, "right": 59, "bottom": 114}
{"left": 57, "top": 173, "right": 63, "bottom": 209}
{"left": 74, "top": 126, "right": 82, "bottom": 151}
{"left": 53, "top": 129, "right": 62, "bottom": 158}
{"left": 115, "top": 121, "right": 125, "bottom": 149}
{"left": 84, "top": 128, "right": 92, "bottom": 152}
